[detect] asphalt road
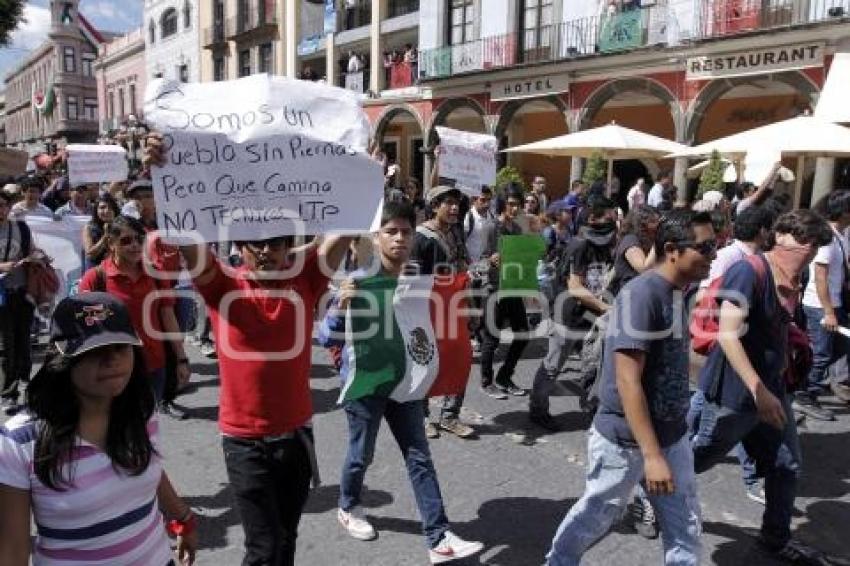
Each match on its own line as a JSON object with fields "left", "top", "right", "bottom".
{"left": 5, "top": 333, "right": 850, "bottom": 565}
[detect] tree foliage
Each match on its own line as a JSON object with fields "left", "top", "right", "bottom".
{"left": 0, "top": 0, "right": 26, "bottom": 48}
{"left": 495, "top": 165, "right": 526, "bottom": 192}
{"left": 698, "top": 150, "right": 727, "bottom": 198}
{"left": 582, "top": 152, "right": 608, "bottom": 185}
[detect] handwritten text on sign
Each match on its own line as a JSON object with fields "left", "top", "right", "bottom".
{"left": 143, "top": 75, "right": 384, "bottom": 243}
{"left": 66, "top": 144, "right": 129, "bottom": 185}
{"left": 436, "top": 126, "right": 497, "bottom": 190}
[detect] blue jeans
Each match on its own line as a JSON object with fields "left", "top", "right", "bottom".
{"left": 546, "top": 427, "right": 702, "bottom": 566}
{"left": 687, "top": 391, "right": 757, "bottom": 488}
{"left": 340, "top": 396, "right": 449, "bottom": 548}
{"left": 690, "top": 393, "right": 800, "bottom": 549}
{"left": 802, "top": 305, "right": 849, "bottom": 395}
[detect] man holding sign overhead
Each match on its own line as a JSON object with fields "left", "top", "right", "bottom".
{"left": 144, "top": 74, "right": 384, "bottom": 566}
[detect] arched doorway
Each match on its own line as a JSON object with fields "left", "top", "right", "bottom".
{"left": 495, "top": 96, "right": 570, "bottom": 197}
{"left": 374, "top": 105, "right": 426, "bottom": 186}
{"left": 685, "top": 71, "right": 819, "bottom": 204}
{"left": 580, "top": 78, "right": 679, "bottom": 208}
{"left": 427, "top": 97, "right": 487, "bottom": 147}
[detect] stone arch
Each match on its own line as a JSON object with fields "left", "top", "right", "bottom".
{"left": 684, "top": 70, "right": 819, "bottom": 144}
{"left": 372, "top": 103, "right": 426, "bottom": 142}
{"left": 426, "top": 96, "right": 487, "bottom": 147}
{"left": 578, "top": 77, "right": 682, "bottom": 139}
{"left": 493, "top": 94, "right": 569, "bottom": 145}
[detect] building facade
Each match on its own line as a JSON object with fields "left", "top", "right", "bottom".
{"left": 0, "top": 92, "right": 6, "bottom": 146}
{"left": 94, "top": 28, "right": 147, "bottom": 134}
{"left": 145, "top": 0, "right": 202, "bottom": 84}
{"left": 3, "top": 0, "right": 107, "bottom": 154}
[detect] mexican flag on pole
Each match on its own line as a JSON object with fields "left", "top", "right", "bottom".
{"left": 339, "top": 272, "right": 472, "bottom": 403}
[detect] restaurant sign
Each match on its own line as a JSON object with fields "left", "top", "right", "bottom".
{"left": 686, "top": 43, "right": 824, "bottom": 81}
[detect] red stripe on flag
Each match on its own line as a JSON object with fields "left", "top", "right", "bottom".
{"left": 428, "top": 272, "right": 472, "bottom": 398}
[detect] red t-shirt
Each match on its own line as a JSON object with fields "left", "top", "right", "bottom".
{"left": 78, "top": 258, "right": 174, "bottom": 372}
{"left": 195, "top": 251, "right": 330, "bottom": 437}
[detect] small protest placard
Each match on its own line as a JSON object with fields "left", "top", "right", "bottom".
{"left": 436, "top": 126, "right": 497, "bottom": 191}
{"left": 499, "top": 235, "right": 546, "bottom": 291}
{"left": 67, "top": 144, "right": 129, "bottom": 185}
{"left": 143, "top": 74, "right": 384, "bottom": 244}
{"left": 744, "top": 148, "right": 781, "bottom": 186}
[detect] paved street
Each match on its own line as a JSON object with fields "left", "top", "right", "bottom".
{"left": 146, "top": 334, "right": 850, "bottom": 566}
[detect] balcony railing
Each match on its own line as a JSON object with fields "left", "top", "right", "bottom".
{"left": 419, "top": 0, "right": 850, "bottom": 80}
{"left": 340, "top": 70, "right": 370, "bottom": 94}
{"left": 227, "top": 3, "right": 277, "bottom": 39}
{"left": 388, "top": 0, "right": 419, "bottom": 19}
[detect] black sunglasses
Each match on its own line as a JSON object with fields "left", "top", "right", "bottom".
{"left": 117, "top": 234, "right": 145, "bottom": 247}
{"left": 683, "top": 239, "right": 717, "bottom": 257}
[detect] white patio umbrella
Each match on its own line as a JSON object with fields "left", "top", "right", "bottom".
{"left": 668, "top": 116, "right": 850, "bottom": 205}
{"left": 503, "top": 122, "right": 687, "bottom": 189}
{"left": 686, "top": 158, "right": 795, "bottom": 183}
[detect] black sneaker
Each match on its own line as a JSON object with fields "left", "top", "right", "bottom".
{"left": 3, "top": 401, "right": 22, "bottom": 417}
{"left": 758, "top": 537, "right": 833, "bottom": 565}
{"left": 496, "top": 381, "right": 527, "bottom": 397}
{"left": 482, "top": 384, "right": 508, "bottom": 400}
{"left": 159, "top": 401, "right": 189, "bottom": 420}
{"left": 792, "top": 393, "right": 835, "bottom": 421}
{"left": 628, "top": 495, "right": 659, "bottom": 539}
{"left": 529, "top": 412, "right": 563, "bottom": 432}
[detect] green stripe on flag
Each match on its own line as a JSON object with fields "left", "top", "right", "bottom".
{"left": 340, "top": 275, "right": 407, "bottom": 402}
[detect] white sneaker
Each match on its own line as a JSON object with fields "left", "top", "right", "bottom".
{"left": 337, "top": 507, "right": 377, "bottom": 541}
{"left": 428, "top": 531, "right": 484, "bottom": 564}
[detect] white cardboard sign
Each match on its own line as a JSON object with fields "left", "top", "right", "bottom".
{"left": 67, "top": 144, "right": 129, "bottom": 185}
{"left": 744, "top": 148, "right": 781, "bottom": 186}
{"left": 436, "top": 126, "right": 497, "bottom": 190}
{"left": 143, "top": 75, "right": 384, "bottom": 244}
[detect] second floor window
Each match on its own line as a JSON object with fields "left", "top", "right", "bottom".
{"left": 239, "top": 49, "right": 251, "bottom": 77}
{"left": 162, "top": 8, "right": 178, "bottom": 38}
{"left": 449, "top": 0, "right": 474, "bottom": 45}
{"left": 129, "top": 84, "right": 137, "bottom": 113}
{"left": 84, "top": 98, "right": 97, "bottom": 120}
{"left": 213, "top": 56, "right": 226, "bottom": 81}
{"left": 522, "top": 0, "right": 553, "bottom": 55}
{"left": 82, "top": 53, "right": 95, "bottom": 77}
{"left": 66, "top": 96, "right": 78, "bottom": 120}
{"left": 259, "top": 43, "right": 272, "bottom": 73}
{"left": 63, "top": 47, "right": 75, "bottom": 73}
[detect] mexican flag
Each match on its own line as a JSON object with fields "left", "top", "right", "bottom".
{"left": 339, "top": 272, "right": 472, "bottom": 403}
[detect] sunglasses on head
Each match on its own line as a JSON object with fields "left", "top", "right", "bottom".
{"left": 117, "top": 234, "right": 145, "bottom": 246}
{"left": 245, "top": 238, "right": 288, "bottom": 251}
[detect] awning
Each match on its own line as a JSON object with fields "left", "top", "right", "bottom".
{"left": 815, "top": 52, "right": 850, "bottom": 124}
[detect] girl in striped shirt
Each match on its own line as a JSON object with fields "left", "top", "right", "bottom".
{"left": 0, "top": 292, "right": 197, "bottom": 565}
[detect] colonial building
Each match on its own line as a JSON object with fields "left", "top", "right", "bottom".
{"left": 94, "top": 28, "right": 147, "bottom": 134}
{"left": 0, "top": 91, "right": 6, "bottom": 146}
{"left": 145, "top": 0, "right": 202, "bottom": 84}
{"left": 2, "top": 0, "right": 111, "bottom": 154}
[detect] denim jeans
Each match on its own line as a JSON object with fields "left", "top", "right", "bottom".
{"left": 480, "top": 295, "right": 529, "bottom": 387}
{"left": 687, "top": 391, "right": 757, "bottom": 488}
{"left": 546, "top": 427, "right": 702, "bottom": 566}
{"left": 689, "top": 393, "right": 800, "bottom": 549}
{"left": 802, "top": 305, "right": 849, "bottom": 395}
{"left": 340, "top": 395, "right": 449, "bottom": 548}
{"left": 222, "top": 433, "right": 312, "bottom": 566}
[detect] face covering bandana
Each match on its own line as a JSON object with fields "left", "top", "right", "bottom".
{"left": 582, "top": 221, "right": 617, "bottom": 246}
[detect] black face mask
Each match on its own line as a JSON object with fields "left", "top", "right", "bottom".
{"left": 582, "top": 221, "right": 617, "bottom": 246}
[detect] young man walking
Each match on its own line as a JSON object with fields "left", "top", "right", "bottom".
{"left": 319, "top": 201, "right": 484, "bottom": 564}
{"left": 690, "top": 209, "right": 834, "bottom": 565}
{"left": 545, "top": 210, "right": 715, "bottom": 566}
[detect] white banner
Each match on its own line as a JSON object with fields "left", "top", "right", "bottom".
{"left": 143, "top": 75, "right": 384, "bottom": 244}
{"left": 67, "top": 144, "right": 129, "bottom": 185}
{"left": 436, "top": 126, "right": 497, "bottom": 189}
{"left": 27, "top": 215, "right": 89, "bottom": 299}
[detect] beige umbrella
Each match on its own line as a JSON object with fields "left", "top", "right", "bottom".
{"left": 686, "top": 158, "right": 795, "bottom": 182}
{"left": 503, "top": 122, "right": 687, "bottom": 189}
{"left": 668, "top": 116, "right": 850, "bottom": 205}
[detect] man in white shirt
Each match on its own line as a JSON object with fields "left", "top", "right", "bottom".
{"left": 646, "top": 171, "right": 671, "bottom": 209}
{"left": 531, "top": 176, "right": 549, "bottom": 211}
{"left": 797, "top": 190, "right": 850, "bottom": 421}
{"left": 464, "top": 187, "right": 493, "bottom": 262}
{"left": 9, "top": 180, "right": 54, "bottom": 220}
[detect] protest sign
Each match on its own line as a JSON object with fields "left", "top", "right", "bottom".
{"left": 499, "top": 234, "right": 545, "bottom": 291}
{"left": 67, "top": 144, "right": 129, "bottom": 185}
{"left": 436, "top": 126, "right": 497, "bottom": 191}
{"left": 27, "top": 215, "right": 88, "bottom": 299}
{"left": 744, "top": 148, "right": 781, "bottom": 185}
{"left": 143, "top": 74, "right": 384, "bottom": 244}
{"left": 0, "top": 147, "right": 28, "bottom": 178}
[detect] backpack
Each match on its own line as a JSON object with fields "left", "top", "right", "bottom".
{"left": 578, "top": 310, "right": 610, "bottom": 415}
{"left": 690, "top": 254, "right": 767, "bottom": 356}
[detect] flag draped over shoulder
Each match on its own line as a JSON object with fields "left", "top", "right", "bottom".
{"left": 339, "top": 272, "right": 471, "bottom": 403}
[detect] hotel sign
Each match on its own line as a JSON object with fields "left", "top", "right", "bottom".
{"left": 490, "top": 75, "right": 569, "bottom": 102}
{"left": 686, "top": 43, "right": 824, "bottom": 81}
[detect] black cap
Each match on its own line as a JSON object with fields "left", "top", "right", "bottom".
{"left": 126, "top": 179, "right": 153, "bottom": 196}
{"left": 50, "top": 292, "right": 141, "bottom": 357}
